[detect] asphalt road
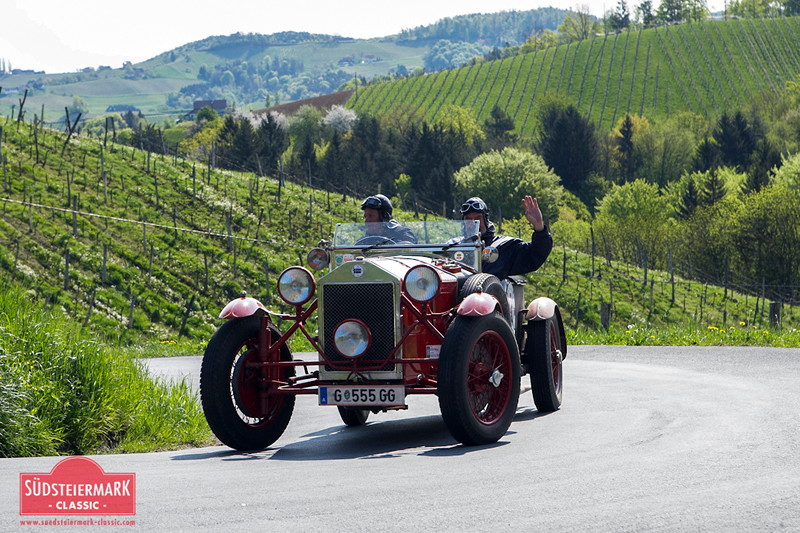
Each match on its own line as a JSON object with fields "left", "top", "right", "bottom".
{"left": 2, "top": 346, "right": 799, "bottom": 532}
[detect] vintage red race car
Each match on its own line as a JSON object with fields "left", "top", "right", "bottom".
{"left": 200, "top": 219, "right": 566, "bottom": 449}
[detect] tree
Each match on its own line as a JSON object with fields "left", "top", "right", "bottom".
{"left": 657, "top": 0, "right": 684, "bottom": 22}
{"left": 677, "top": 172, "right": 700, "bottom": 219}
{"left": 607, "top": 0, "right": 631, "bottom": 32}
{"left": 557, "top": 5, "right": 598, "bottom": 43}
{"left": 637, "top": 0, "right": 657, "bottom": 27}
{"left": 787, "top": 0, "right": 800, "bottom": 16}
{"left": 68, "top": 95, "right": 89, "bottom": 117}
{"left": 614, "top": 113, "right": 636, "bottom": 182}
{"left": 196, "top": 106, "right": 219, "bottom": 124}
{"left": 436, "top": 105, "right": 485, "bottom": 146}
{"left": 698, "top": 169, "right": 727, "bottom": 207}
{"left": 594, "top": 179, "right": 672, "bottom": 266}
{"left": 453, "top": 148, "right": 563, "bottom": 224}
{"left": 535, "top": 96, "right": 599, "bottom": 199}
{"left": 693, "top": 137, "right": 721, "bottom": 173}
{"left": 322, "top": 105, "right": 357, "bottom": 134}
{"left": 483, "top": 104, "right": 516, "bottom": 147}
{"left": 714, "top": 111, "right": 757, "bottom": 172}
{"left": 684, "top": 0, "right": 709, "bottom": 21}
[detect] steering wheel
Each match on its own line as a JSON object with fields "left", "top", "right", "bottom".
{"left": 354, "top": 235, "right": 395, "bottom": 246}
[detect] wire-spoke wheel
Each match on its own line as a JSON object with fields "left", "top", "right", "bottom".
{"left": 201, "top": 315, "right": 295, "bottom": 451}
{"left": 438, "top": 312, "right": 520, "bottom": 445}
{"left": 529, "top": 316, "right": 563, "bottom": 412}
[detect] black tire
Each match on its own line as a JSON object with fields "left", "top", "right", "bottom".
{"left": 528, "top": 316, "right": 564, "bottom": 412}
{"left": 337, "top": 407, "right": 370, "bottom": 426}
{"left": 438, "top": 313, "right": 521, "bottom": 445}
{"left": 200, "top": 315, "right": 295, "bottom": 451}
{"left": 460, "top": 274, "right": 511, "bottom": 323}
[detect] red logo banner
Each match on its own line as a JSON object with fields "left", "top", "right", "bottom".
{"left": 19, "top": 457, "right": 136, "bottom": 516}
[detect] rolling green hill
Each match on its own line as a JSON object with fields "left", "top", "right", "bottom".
{"left": 348, "top": 17, "right": 800, "bottom": 132}
{"left": 0, "top": 9, "right": 570, "bottom": 122}
{"left": 1, "top": 116, "right": 797, "bottom": 354}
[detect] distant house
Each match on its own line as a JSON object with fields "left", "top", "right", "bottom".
{"left": 183, "top": 99, "right": 229, "bottom": 121}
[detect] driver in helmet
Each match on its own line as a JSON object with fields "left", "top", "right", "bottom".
{"left": 460, "top": 196, "right": 552, "bottom": 278}
{"left": 360, "top": 194, "right": 418, "bottom": 244}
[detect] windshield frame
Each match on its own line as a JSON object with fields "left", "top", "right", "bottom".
{"left": 329, "top": 220, "right": 483, "bottom": 271}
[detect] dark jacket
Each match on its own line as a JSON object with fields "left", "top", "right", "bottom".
{"left": 481, "top": 221, "right": 553, "bottom": 279}
{"left": 380, "top": 220, "right": 418, "bottom": 244}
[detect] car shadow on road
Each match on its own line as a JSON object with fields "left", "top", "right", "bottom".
{"left": 170, "top": 405, "right": 545, "bottom": 462}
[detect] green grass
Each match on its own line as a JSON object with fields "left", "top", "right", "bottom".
{"left": 0, "top": 283, "right": 213, "bottom": 457}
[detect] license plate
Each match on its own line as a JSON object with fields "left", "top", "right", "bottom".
{"left": 319, "top": 386, "right": 405, "bottom": 406}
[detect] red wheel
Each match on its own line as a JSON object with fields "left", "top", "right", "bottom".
{"left": 529, "top": 316, "right": 563, "bottom": 412}
{"left": 201, "top": 315, "right": 295, "bottom": 450}
{"left": 438, "top": 312, "right": 521, "bottom": 445}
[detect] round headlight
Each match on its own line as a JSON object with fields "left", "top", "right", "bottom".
{"left": 405, "top": 265, "right": 440, "bottom": 302}
{"left": 277, "top": 267, "right": 315, "bottom": 305}
{"left": 333, "top": 320, "right": 371, "bottom": 358}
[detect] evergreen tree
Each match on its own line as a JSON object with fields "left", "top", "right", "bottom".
{"left": 256, "top": 112, "right": 288, "bottom": 177}
{"left": 715, "top": 111, "right": 756, "bottom": 172}
{"left": 616, "top": 113, "right": 635, "bottom": 182}
{"left": 484, "top": 104, "right": 516, "bottom": 147}
{"left": 678, "top": 173, "right": 700, "bottom": 219}
{"left": 698, "top": 170, "right": 726, "bottom": 207}
{"left": 536, "top": 99, "right": 599, "bottom": 198}
{"left": 693, "top": 136, "right": 721, "bottom": 173}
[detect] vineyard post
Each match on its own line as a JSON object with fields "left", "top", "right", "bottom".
{"left": 83, "top": 288, "right": 96, "bottom": 327}
{"left": 101, "top": 145, "right": 107, "bottom": 203}
{"left": 761, "top": 277, "right": 766, "bottom": 322}
{"left": 13, "top": 239, "right": 19, "bottom": 276}
{"left": 179, "top": 295, "right": 196, "bottom": 337}
{"left": 64, "top": 249, "right": 70, "bottom": 289}
{"left": 600, "top": 302, "right": 611, "bottom": 330}
{"left": 72, "top": 195, "right": 78, "bottom": 237}
{"left": 102, "top": 244, "right": 107, "bottom": 283}
{"left": 575, "top": 293, "right": 581, "bottom": 325}
{"left": 128, "top": 293, "right": 136, "bottom": 329}
{"left": 669, "top": 249, "right": 675, "bottom": 303}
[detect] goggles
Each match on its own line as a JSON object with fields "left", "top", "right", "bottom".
{"left": 460, "top": 199, "right": 487, "bottom": 215}
{"left": 361, "top": 196, "right": 383, "bottom": 210}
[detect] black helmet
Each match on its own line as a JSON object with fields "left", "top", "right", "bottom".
{"left": 460, "top": 197, "right": 489, "bottom": 219}
{"left": 361, "top": 194, "right": 393, "bottom": 222}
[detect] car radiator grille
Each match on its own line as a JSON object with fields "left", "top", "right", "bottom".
{"left": 322, "top": 283, "right": 396, "bottom": 371}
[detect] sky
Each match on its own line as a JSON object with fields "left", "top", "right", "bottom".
{"left": 2, "top": 0, "right": 725, "bottom": 75}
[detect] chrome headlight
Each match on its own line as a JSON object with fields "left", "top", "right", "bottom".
{"left": 333, "top": 320, "right": 371, "bottom": 358}
{"left": 405, "top": 265, "right": 440, "bottom": 302}
{"left": 277, "top": 267, "right": 315, "bottom": 305}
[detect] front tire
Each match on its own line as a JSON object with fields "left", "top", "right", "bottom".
{"left": 200, "top": 315, "right": 295, "bottom": 451}
{"left": 528, "top": 316, "right": 564, "bottom": 412}
{"left": 338, "top": 407, "right": 370, "bottom": 426}
{"left": 438, "top": 313, "right": 521, "bottom": 445}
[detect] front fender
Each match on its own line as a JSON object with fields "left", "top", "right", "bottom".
{"left": 525, "top": 297, "right": 567, "bottom": 360}
{"left": 457, "top": 292, "right": 502, "bottom": 317}
{"left": 219, "top": 296, "right": 267, "bottom": 319}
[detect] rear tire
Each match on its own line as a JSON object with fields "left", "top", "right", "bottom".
{"left": 460, "top": 274, "right": 511, "bottom": 321}
{"left": 528, "top": 316, "right": 564, "bottom": 412}
{"left": 438, "top": 313, "right": 520, "bottom": 445}
{"left": 200, "top": 315, "right": 295, "bottom": 451}
{"left": 338, "top": 407, "right": 370, "bottom": 426}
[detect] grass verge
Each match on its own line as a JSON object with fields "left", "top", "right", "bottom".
{"left": 0, "top": 283, "right": 213, "bottom": 457}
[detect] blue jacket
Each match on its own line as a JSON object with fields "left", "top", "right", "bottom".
{"left": 481, "top": 222, "right": 553, "bottom": 279}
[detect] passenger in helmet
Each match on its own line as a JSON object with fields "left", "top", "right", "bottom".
{"left": 460, "top": 195, "right": 552, "bottom": 278}
{"left": 360, "top": 194, "right": 418, "bottom": 244}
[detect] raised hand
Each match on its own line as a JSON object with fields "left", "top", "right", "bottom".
{"left": 522, "top": 196, "right": 545, "bottom": 232}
